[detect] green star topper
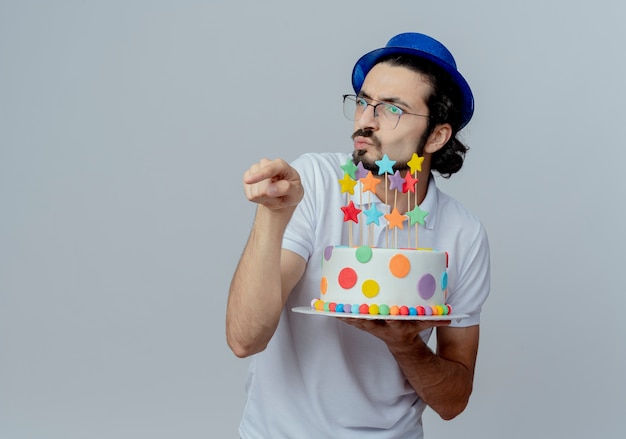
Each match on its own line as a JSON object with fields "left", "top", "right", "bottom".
{"left": 406, "top": 205, "right": 429, "bottom": 226}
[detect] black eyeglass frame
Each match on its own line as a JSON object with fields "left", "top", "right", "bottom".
{"left": 342, "top": 94, "right": 430, "bottom": 129}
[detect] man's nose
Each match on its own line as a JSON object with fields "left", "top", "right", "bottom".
{"left": 357, "top": 103, "right": 379, "bottom": 131}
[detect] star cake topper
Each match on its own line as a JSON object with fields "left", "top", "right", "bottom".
{"left": 341, "top": 201, "right": 362, "bottom": 223}
{"left": 406, "top": 205, "right": 429, "bottom": 226}
{"left": 360, "top": 171, "right": 382, "bottom": 194}
{"left": 384, "top": 208, "right": 405, "bottom": 230}
{"left": 340, "top": 158, "right": 358, "bottom": 180}
{"left": 338, "top": 173, "right": 357, "bottom": 194}
{"left": 363, "top": 204, "right": 384, "bottom": 226}
{"left": 407, "top": 153, "right": 424, "bottom": 174}
{"left": 375, "top": 154, "right": 396, "bottom": 175}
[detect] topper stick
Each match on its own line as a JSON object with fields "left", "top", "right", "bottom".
{"left": 346, "top": 192, "right": 353, "bottom": 247}
{"left": 408, "top": 189, "right": 411, "bottom": 248}
{"left": 358, "top": 170, "right": 366, "bottom": 246}
{"left": 394, "top": 189, "right": 398, "bottom": 249}
{"left": 349, "top": 223, "right": 353, "bottom": 247}
{"left": 385, "top": 174, "right": 389, "bottom": 248}
{"left": 414, "top": 175, "right": 419, "bottom": 248}
{"left": 358, "top": 181, "right": 363, "bottom": 246}
{"left": 367, "top": 193, "right": 374, "bottom": 247}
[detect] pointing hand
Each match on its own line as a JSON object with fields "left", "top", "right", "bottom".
{"left": 243, "top": 158, "right": 304, "bottom": 211}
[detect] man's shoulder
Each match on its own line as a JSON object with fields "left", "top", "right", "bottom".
{"left": 292, "top": 151, "right": 350, "bottom": 169}
{"left": 437, "top": 188, "right": 480, "bottom": 219}
{"left": 434, "top": 184, "right": 486, "bottom": 237}
{"left": 291, "top": 152, "right": 350, "bottom": 186}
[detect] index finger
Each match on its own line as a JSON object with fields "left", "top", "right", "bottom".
{"left": 244, "top": 159, "right": 292, "bottom": 185}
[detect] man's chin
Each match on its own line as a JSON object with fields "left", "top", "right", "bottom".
{"left": 351, "top": 150, "right": 379, "bottom": 173}
{"left": 351, "top": 150, "right": 410, "bottom": 173}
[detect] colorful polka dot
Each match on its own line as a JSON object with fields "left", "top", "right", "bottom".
{"left": 324, "top": 246, "right": 333, "bottom": 261}
{"left": 361, "top": 279, "right": 380, "bottom": 298}
{"left": 355, "top": 245, "right": 373, "bottom": 263}
{"left": 389, "top": 254, "right": 411, "bottom": 278}
{"left": 369, "top": 304, "right": 379, "bottom": 315}
{"left": 441, "top": 271, "right": 448, "bottom": 290}
{"left": 379, "top": 304, "right": 390, "bottom": 315}
{"left": 338, "top": 268, "right": 357, "bottom": 289}
{"left": 320, "top": 277, "right": 328, "bottom": 295}
{"left": 417, "top": 273, "right": 436, "bottom": 300}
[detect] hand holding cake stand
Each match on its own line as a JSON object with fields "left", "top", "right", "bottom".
{"left": 292, "top": 306, "right": 468, "bottom": 322}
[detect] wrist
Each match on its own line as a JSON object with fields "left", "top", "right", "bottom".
{"left": 252, "top": 205, "right": 295, "bottom": 240}
{"left": 257, "top": 203, "right": 295, "bottom": 223}
{"left": 387, "top": 335, "right": 433, "bottom": 359}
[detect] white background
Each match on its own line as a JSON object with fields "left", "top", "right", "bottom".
{"left": 1, "top": 1, "right": 625, "bottom": 438}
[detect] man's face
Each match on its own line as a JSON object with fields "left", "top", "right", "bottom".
{"left": 351, "top": 62, "right": 432, "bottom": 172}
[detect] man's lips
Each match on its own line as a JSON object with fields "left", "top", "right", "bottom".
{"left": 353, "top": 136, "right": 373, "bottom": 150}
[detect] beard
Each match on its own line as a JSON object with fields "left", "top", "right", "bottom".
{"left": 351, "top": 128, "right": 428, "bottom": 173}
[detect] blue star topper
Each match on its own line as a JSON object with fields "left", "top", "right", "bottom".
{"left": 375, "top": 154, "right": 396, "bottom": 175}
{"left": 363, "top": 204, "right": 385, "bottom": 226}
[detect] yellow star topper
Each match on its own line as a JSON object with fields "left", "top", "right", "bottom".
{"left": 338, "top": 173, "right": 357, "bottom": 194}
{"left": 407, "top": 153, "right": 425, "bottom": 174}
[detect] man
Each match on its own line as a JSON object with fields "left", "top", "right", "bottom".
{"left": 227, "top": 32, "right": 490, "bottom": 438}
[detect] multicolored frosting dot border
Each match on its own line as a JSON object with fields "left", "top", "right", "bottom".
{"left": 311, "top": 299, "right": 452, "bottom": 316}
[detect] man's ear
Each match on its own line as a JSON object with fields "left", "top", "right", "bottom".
{"left": 423, "top": 123, "right": 452, "bottom": 154}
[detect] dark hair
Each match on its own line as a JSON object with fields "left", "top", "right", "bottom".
{"left": 376, "top": 54, "right": 469, "bottom": 178}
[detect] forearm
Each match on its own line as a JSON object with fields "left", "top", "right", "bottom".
{"left": 226, "top": 206, "right": 293, "bottom": 357}
{"left": 388, "top": 336, "right": 474, "bottom": 420}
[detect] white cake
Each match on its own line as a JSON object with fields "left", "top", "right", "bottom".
{"left": 312, "top": 245, "right": 451, "bottom": 316}
{"left": 307, "top": 154, "right": 452, "bottom": 317}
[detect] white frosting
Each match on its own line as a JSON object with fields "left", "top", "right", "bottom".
{"left": 320, "top": 246, "right": 448, "bottom": 309}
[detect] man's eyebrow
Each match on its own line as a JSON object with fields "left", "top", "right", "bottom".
{"left": 357, "top": 91, "right": 412, "bottom": 110}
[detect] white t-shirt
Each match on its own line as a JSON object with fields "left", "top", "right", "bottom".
{"left": 239, "top": 152, "right": 490, "bottom": 439}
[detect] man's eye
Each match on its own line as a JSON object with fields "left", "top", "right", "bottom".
{"left": 384, "top": 104, "right": 402, "bottom": 115}
{"left": 356, "top": 98, "right": 368, "bottom": 107}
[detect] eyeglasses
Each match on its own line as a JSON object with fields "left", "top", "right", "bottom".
{"left": 342, "top": 94, "right": 430, "bottom": 130}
